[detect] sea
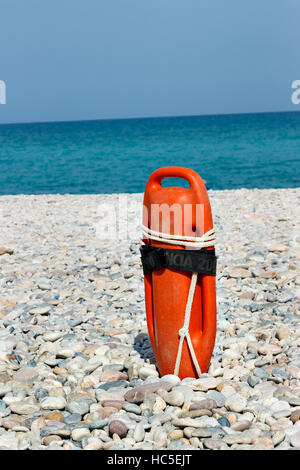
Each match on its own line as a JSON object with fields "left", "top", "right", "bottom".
{"left": 0, "top": 111, "right": 299, "bottom": 195}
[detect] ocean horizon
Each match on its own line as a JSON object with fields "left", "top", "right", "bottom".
{"left": 0, "top": 110, "right": 299, "bottom": 195}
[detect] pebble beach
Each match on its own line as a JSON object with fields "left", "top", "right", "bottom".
{"left": 0, "top": 187, "right": 299, "bottom": 451}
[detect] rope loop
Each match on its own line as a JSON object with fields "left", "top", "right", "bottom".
{"left": 142, "top": 225, "right": 216, "bottom": 249}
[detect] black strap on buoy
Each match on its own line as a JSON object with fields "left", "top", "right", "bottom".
{"left": 140, "top": 245, "right": 217, "bottom": 276}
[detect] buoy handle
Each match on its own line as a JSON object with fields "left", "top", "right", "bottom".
{"left": 146, "top": 166, "right": 205, "bottom": 193}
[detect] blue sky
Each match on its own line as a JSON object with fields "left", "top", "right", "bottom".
{"left": 0, "top": 0, "right": 299, "bottom": 124}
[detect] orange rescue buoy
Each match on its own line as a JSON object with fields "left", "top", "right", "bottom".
{"left": 140, "top": 167, "right": 217, "bottom": 379}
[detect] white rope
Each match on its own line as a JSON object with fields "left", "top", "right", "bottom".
{"left": 174, "top": 271, "right": 201, "bottom": 376}
{"left": 142, "top": 226, "right": 215, "bottom": 248}
{"left": 141, "top": 224, "right": 216, "bottom": 377}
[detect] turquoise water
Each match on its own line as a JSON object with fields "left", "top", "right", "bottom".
{"left": 0, "top": 112, "right": 299, "bottom": 194}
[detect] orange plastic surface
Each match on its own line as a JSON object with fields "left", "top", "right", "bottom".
{"left": 142, "top": 167, "right": 217, "bottom": 378}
